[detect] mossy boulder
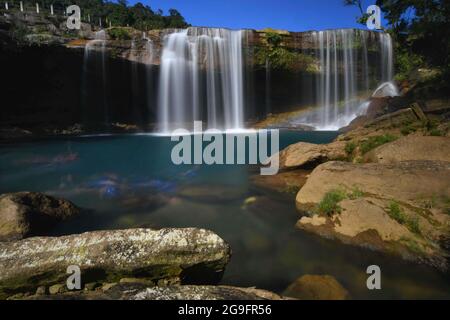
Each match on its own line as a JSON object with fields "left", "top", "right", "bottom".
{"left": 27, "top": 283, "right": 288, "bottom": 300}
{"left": 0, "top": 228, "right": 231, "bottom": 299}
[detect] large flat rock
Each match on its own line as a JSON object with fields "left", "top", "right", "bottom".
{"left": 277, "top": 141, "right": 347, "bottom": 170}
{"left": 364, "top": 136, "right": 450, "bottom": 164}
{"left": 23, "top": 284, "right": 288, "bottom": 300}
{"left": 0, "top": 228, "right": 231, "bottom": 298}
{"left": 296, "top": 161, "right": 450, "bottom": 270}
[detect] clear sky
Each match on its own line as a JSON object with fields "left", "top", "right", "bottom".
{"left": 127, "top": 0, "right": 384, "bottom": 31}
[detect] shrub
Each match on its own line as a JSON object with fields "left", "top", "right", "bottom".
{"left": 108, "top": 28, "right": 131, "bottom": 40}
{"left": 317, "top": 189, "right": 347, "bottom": 216}
{"left": 429, "top": 129, "right": 444, "bottom": 136}
{"left": 360, "top": 134, "right": 398, "bottom": 154}
{"left": 388, "top": 201, "right": 407, "bottom": 224}
{"left": 406, "top": 216, "right": 421, "bottom": 235}
{"left": 348, "top": 186, "right": 364, "bottom": 200}
{"left": 345, "top": 141, "right": 357, "bottom": 155}
{"left": 388, "top": 201, "right": 421, "bottom": 235}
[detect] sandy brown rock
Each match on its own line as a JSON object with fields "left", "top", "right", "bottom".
{"left": 277, "top": 141, "right": 347, "bottom": 170}
{"left": 364, "top": 136, "right": 450, "bottom": 164}
{"left": 0, "top": 228, "right": 231, "bottom": 298}
{"left": 284, "top": 275, "right": 350, "bottom": 300}
{"left": 0, "top": 192, "right": 80, "bottom": 241}
{"left": 296, "top": 161, "right": 450, "bottom": 270}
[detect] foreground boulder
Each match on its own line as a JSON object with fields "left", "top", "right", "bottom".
{"left": 283, "top": 275, "right": 350, "bottom": 300}
{"left": 22, "top": 283, "right": 287, "bottom": 300}
{"left": 296, "top": 161, "right": 450, "bottom": 270}
{"left": 0, "top": 228, "right": 231, "bottom": 298}
{"left": 364, "top": 136, "right": 450, "bottom": 164}
{"left": 0, "top": 192, "right": 80, "bottom": 241}
{"left": 277, "top": 141, "right": 347, "bottom": 170}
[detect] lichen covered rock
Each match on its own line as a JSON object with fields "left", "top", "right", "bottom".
{"left": 0, "top": 228, "right": 231, "bottom": 298}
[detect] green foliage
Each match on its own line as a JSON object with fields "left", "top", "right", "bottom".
{"left": 394, "top": 49, "right": 424, "bottom": 82}
{"left": 388, "top": 201, "right": 407, "bottom": 224}
{"left": 407, "top": 216, "right": 421, "bottom": 235}
{"left": 445, "top": 197, "right": 450, "bottom": 216}
{"left": 18, "top": 0, "right": 189, "bottom": 30}
{"left": 388, "top": 202, "right": 421, "bottom": 235}
{"left": 346, "top": 1, "right": 450, "bottom": 83}
{"left": 108, "top": 28, "right": 131, "bottom": 40}
{"left": 429, "top": 129, "right": 444, "bottom": 137}
{"left": 359, "top": 134, "right": 398, "bottom": 154}
{"left": 401, "top": 124, "right": 417, "bottom": 136}
{"left": 255, "top": 47, "right": 316, "bottom": 72}
{"left": 348, "top": 186, "right": 364, "bottom": 200}
{"left": 317, "top": 189, "right": 347, "bottom": 216}
{"left": 266, "top": 32, "right": 283, "bottom": 47}
{"left": 345, "top": 141, "right": 357, "bottom": 155}
{"left": 255, "top": 30, "right": 316, "bottom": 72}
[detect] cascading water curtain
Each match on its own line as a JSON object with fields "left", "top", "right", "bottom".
{"left": 308, "top": 29, "right": 395, "bottom": 130}
{"left": 158, "top": 27, "right": 246, "bottom": 133}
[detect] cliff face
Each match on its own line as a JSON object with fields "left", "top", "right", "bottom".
{"left": 0, "top": 11, "right": 384, "bottom": 134}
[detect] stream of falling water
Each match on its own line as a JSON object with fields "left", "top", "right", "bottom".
{"left": 299, "top": 29, "right": 396, "bottom": 130}
{"left": 157, "top": 27, "right": 245, "bottom": 133}
{"left": 82, "top": 28, "right": 395, "bottom": 132}
{"left": 82, "top": 30, "right": 108, "bottom": 124}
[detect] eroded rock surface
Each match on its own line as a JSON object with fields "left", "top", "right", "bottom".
{"left": 23, "top": 283, "right": 288, "bottom": 300}
{"left": 0, "top": 228, "right": 231, "bottom": 298}
{"left": 296, "top": 161, "right": 450, "bottom": 270}
{"left": 364, "top": 136, "right": 450, "bottom": 164}
{"left": 277, "top": 141, "right": 347, "bottom": 170}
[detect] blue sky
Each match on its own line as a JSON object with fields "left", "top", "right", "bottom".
{"left": 127, "top": 0, "right": 384, "bottom": 31}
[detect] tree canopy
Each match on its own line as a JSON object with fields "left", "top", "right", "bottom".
{"left": 17, "top": 0, "right": 190, "bottom": 30}
{"left": 344, "top": 0, "right": 450, "bottom": 80}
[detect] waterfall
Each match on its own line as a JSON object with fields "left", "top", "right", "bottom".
{"left": 157, "top": 27, "right": 246, "bottom": 133}
{"left": 144, "top": 33, "right": 155, "bottom": 126}
{"left": 300, "top": 29, "right": 395, "bottom": 130}
{"left": 380, "top": 33, "right": 394, "bottom": 82}
{"left": 82, "top": 30, "right": 109, "bottom": 125}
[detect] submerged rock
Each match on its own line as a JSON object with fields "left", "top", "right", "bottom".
{"left": 178, "top": 185, "right": 248, "bottom": 203}
{"left": 250, "top": 169, "right": 309, "bottom": 198}
{"left": 364, "top": 136, "right": 450, "bottom": 164}
{"left": 0, "top": 228, "right": 231, "bottom": 298}
{"left": 284, "top": 275, "right": 350, "bottom": 300}
{"left": 296, "top": 161, "right": 450, "bottom": 270}
{"left": 0, "top": 192, "right": 80, "bottom": 241}
{"left": 26, "top": 283, "right": 288, "bottom": 300}
{"left": 277, "top": 141, "right": 347, "bottom": 170}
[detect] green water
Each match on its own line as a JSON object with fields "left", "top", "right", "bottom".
{"left": 1, "top": 131, "right": 449, "bottom": 299}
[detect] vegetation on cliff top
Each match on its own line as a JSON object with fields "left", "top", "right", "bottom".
{"left": 345, "top": 0, "right": 450, "bottom": 90}
{"left": 255, "top": 31, "right": 317, "bottom": 72}
{"left": 16, "top": 0, "right": 190, "bottom": 30}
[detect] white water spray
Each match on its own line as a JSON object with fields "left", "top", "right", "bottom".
{"left": 157, "top": 27, "right": 246, "bottom": 133}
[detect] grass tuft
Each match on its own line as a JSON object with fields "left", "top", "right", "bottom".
{"left": 360, "top": 134, "right": 398, "bottom": 154}
{"left": 317, "top": 189, "right": 347, "bottom": 217}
